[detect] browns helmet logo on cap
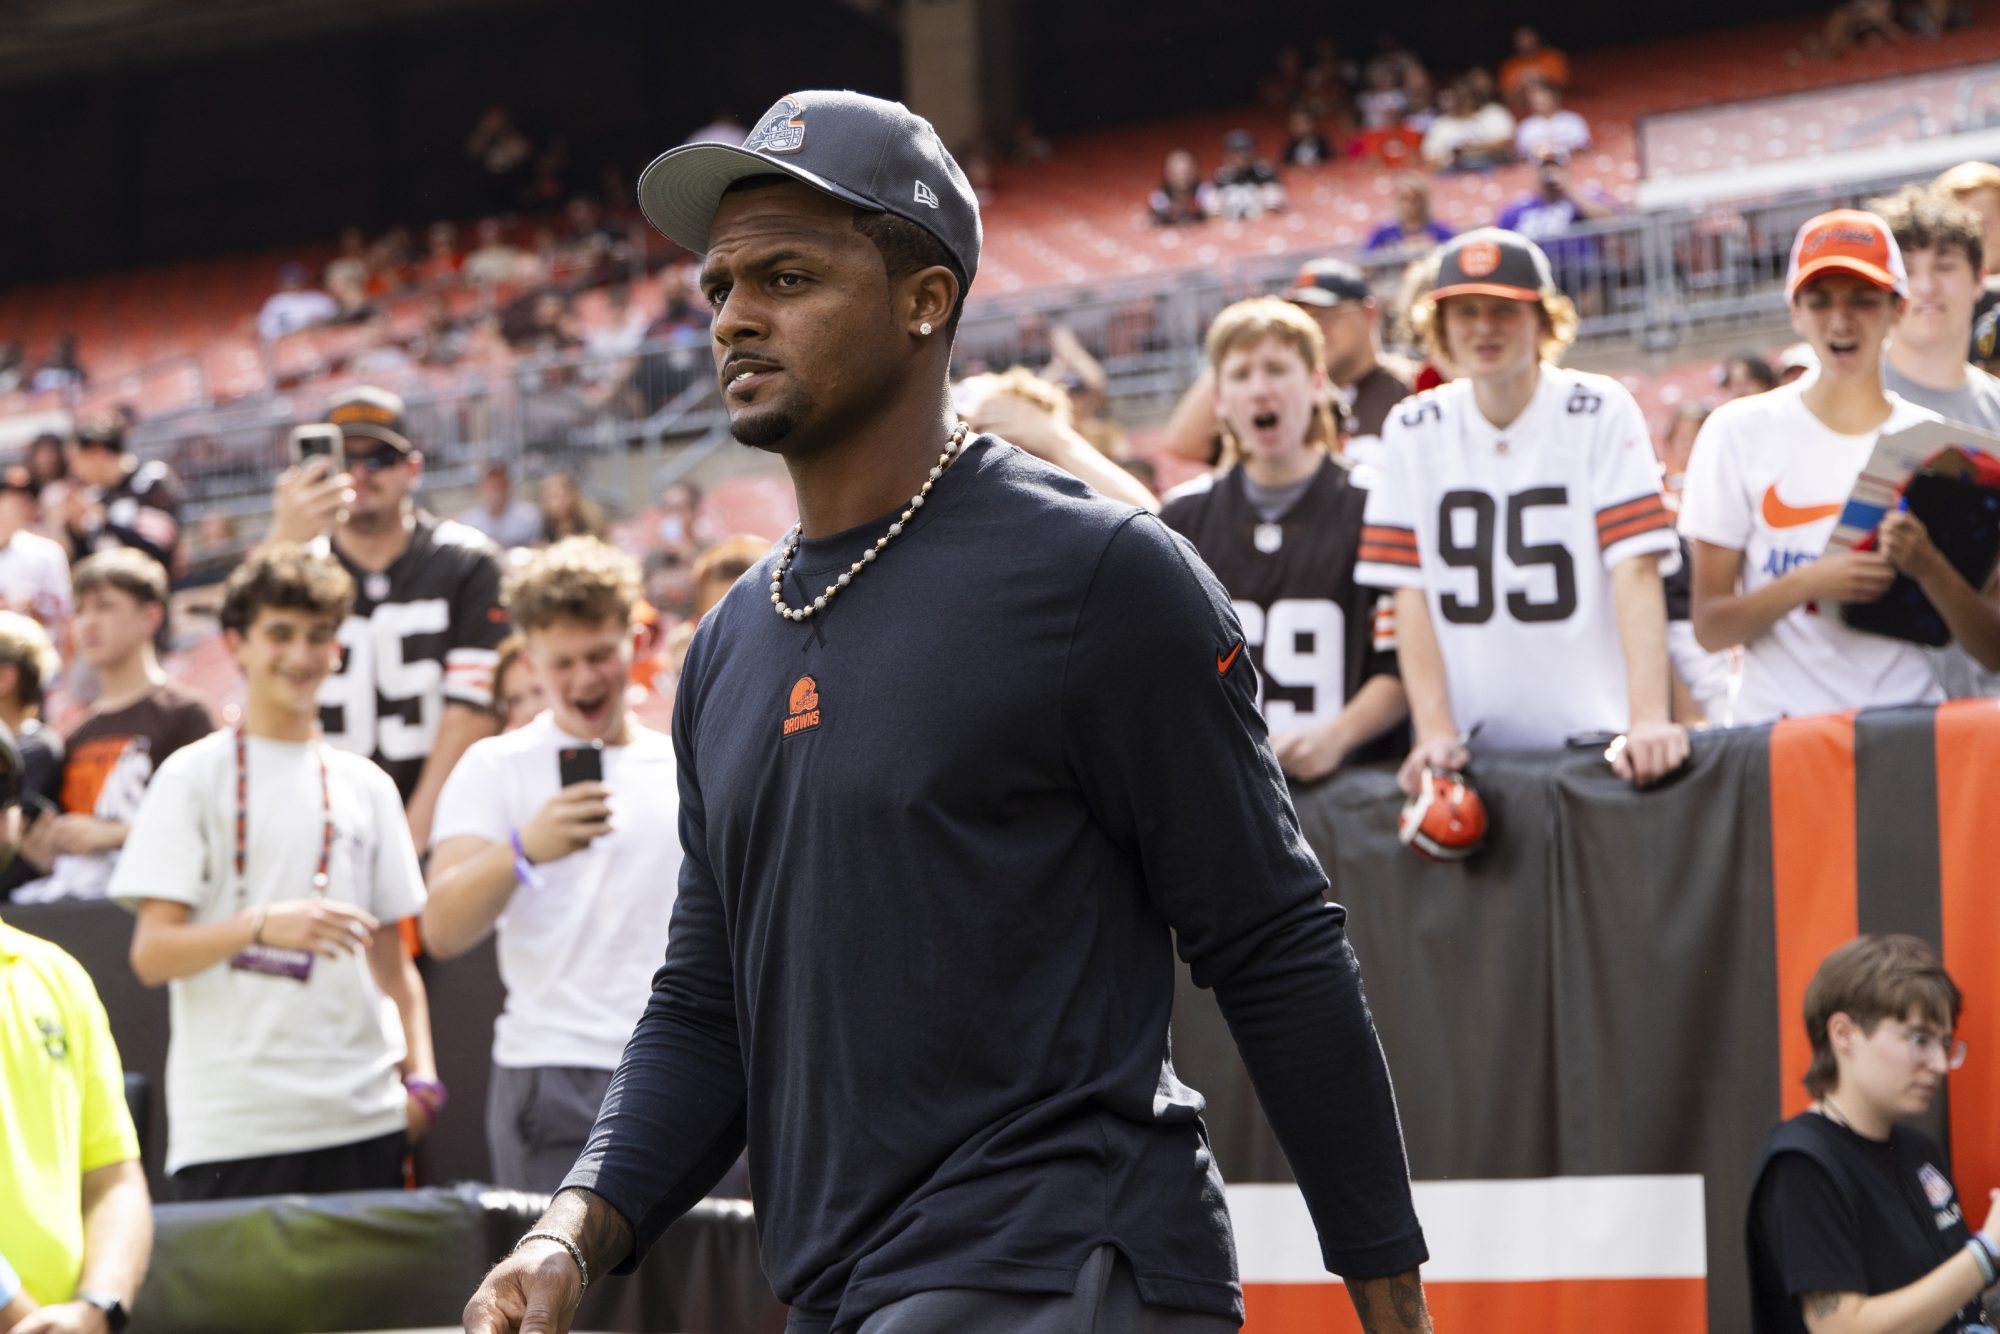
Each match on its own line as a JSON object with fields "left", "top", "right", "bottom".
{"left": 744, "top": 96, "right": 808, "bottom": 156}
{"left": 1458, "top": 240, "right": 1502, "bottom": 279}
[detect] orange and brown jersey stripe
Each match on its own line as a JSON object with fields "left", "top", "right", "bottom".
{"left": 1595, "top": 494, "right": 1672, "bottom": 550}
{"left": 1358, "top": 524, "right": 1422, "bottom": 567}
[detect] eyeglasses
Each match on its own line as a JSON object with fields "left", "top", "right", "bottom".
{"left": 1896, "top": 1024, "right": 1968, "bottom": 1070}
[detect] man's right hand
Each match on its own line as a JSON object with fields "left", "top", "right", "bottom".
{"left": 1798, "top": 550, "right": 1897, "bottom": 605}
{"left": 463, "top": 1240, "right": 584, "bottom": 1334}
{"left": 257, "top": 899, "right": 379, "bottom": 957}
{"left": 268, "top": 456, "right": 353, "bottom": 546}
{"left": 517, "top": 782, "right": 614, "bottom": 866}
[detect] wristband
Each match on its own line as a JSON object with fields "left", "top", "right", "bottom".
{"left": 404, "top": 1076, "right": 448, "bottom": 1120}
{"left": 515, "top": 1230, "right": 589, "bottom": 1291}
{"left": 1969, "top": 1236, "right": 1997, "bottom": 1288}
{"left": 510, "top": 828, "right": 545, "bottom": 890}
{"left": 1975, "top": 1231, "right": 2000, "bottom": 1287}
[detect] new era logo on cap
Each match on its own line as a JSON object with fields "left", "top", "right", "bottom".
{"left": 1786, "top": 208, "right": 1909, "bottom": 301}
{"left": 637, "top": 89, "right": 984, "bottom": 288}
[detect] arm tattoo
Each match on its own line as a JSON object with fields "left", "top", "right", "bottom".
{"left": 1345, "top": 1270, "right": 1433, "bottom": 1333}
{"left": 1801, "top": 1291, "right": 1851, "bottom": 1319}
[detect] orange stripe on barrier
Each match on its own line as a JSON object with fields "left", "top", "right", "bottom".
{"left": 1770, "top": 711, "right": 1859, "bottom": 1120}
{"left": 1244, "top": 1278, "right": 1708, "bottom": 1333}
{"left": 1934, "top": 698, "right": 2000, "bottom": 1219}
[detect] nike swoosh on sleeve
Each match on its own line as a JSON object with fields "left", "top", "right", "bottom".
{"left": 1217, "top": 641, "right": 1244, "bottom": 674}
{"left": 1761, "top": 484, "right": 1843, "bottom": 529}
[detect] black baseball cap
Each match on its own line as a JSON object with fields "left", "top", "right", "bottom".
{"left": 1284, "top": 258, "right": 1371, "bottom": 307}
{"left": 325, "top": 386, "right": 414, "bottom": 453}
{"left": 1429, "top": 228, "right": 1556, "bottom": 302}
{"left": 637, "top": 90, "right": 982, "bottom": 288}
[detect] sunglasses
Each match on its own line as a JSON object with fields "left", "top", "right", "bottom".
{"left": 345, "top": 447, "right": 409, "bottom": 473}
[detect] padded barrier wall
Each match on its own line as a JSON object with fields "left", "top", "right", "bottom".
{"left": 17, "top": 700, "right": 1999, "bottom": 1332}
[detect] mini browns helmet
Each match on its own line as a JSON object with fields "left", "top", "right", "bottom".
{"left": 1398, "top": 768, "right": 1489, "bottom": 862}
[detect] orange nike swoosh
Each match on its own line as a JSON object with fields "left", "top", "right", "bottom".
{"left": 1761, "top": 483, "right": 1843, "bottom": 529}
{"left": 1217, "top": 641, "right": 1244, "bottom": 674}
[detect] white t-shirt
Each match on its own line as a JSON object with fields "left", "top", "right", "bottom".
{"left": 0, "top": 528, "right": 71, "bottom": 625}
{"left": 1678, "top": 383, "right": 1943, "bottom": 726}
{"left": 430, "top": 712, "right": 681, "bottom": 1071}
{"left": 1358, "top": 365, "right": 1679, "bottom": 750}
{"left": 256, "top": 289, "right": 338, "bottom": 342}
{"left": 1515, "top": 109, "right": 1592, "bottom": 159}
{"left": 111, "top": 730, "right": 424, "bottom": 1174}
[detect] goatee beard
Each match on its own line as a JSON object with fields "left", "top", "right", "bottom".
{"left": 731, "top": 411, "right": 798, "bottom": 451}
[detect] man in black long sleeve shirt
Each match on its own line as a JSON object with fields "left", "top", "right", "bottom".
{"left": 463, "top": 91, "right": 1429, "bottom": 1334}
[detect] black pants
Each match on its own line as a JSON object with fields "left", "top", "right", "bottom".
{"left": 171, "top": 1129, "right": 406, "bottom": 1201}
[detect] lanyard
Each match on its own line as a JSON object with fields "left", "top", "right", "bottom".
{"left": 234, "top": 728, "right": 333, "bottom": 902}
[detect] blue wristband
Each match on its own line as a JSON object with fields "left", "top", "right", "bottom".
{"left": 509, "top": 828, "right": 545, "bottom": 889}
{"left": 0, "top": 1249, "right": 19, "bottom": 1306}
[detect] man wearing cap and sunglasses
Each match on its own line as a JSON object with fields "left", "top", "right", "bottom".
{"left": 1681, "top": 209, "right": 2000, "bottom": 726}
{"left": 463, "top": 90, "right": 1431, "bottom": 1334}
{"left": 1162, "top": 258, "right": 1413, "bottom": 470}
{"left": 268, "top": 387, "right": 508, "bottom": 852}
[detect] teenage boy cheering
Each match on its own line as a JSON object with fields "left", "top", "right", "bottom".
{"left": 19, "top": 550, "right": 212, "bottom": 902}
{"left": 120, "top": 544, "right": 439, "bottom": 1199}
{"left": 1682, "top": 209, "right": 2000, "bottom": 726}
{"left": 1872, "top": 185, "right": 2000, "bottom": 700}
{"left": 1357, "top": 228, "right": 1686, "bottom": 788}
{"left": 422, "top": 537, "right": 681, "bottom": 1193}
{"left": 1747, "top": 934, "right": 2000, "bottom": 1333}
{"left": 1162, "top": 297, "right": 1407, "bottom": 781}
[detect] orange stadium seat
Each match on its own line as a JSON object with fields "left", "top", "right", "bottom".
{"left": 5, "top": 9, "right": 2000, "bottom": 396}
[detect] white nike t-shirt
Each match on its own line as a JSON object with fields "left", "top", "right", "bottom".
{"left": 1678, "top": 383, "right": 1942, "bottom": 726}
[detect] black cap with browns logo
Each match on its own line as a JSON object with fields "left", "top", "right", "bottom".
{"left": 325, "top": 386, "right": 414, "bottom": 453}
{"left": 636, "top": 90, "right": 983, "bottom": 288}
{"left": 1429, "top": 227, "right": 1556, "bottom": 303}
{"left": 1283, "top": 258, "right": 1372, "bottom": 307}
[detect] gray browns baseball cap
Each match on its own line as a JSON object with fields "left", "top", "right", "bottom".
{"left": 637, "top": 90, "right": 982, "bottom": 288}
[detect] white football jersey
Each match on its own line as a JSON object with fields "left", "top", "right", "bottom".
{"left": 1677, "top": 382, "right": 1941, "bottom": 726}
{"left": 1357, "top": 365, "right": 1677, "bottom": 750}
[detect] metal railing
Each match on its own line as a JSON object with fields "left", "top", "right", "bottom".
{"left": 93, "top": 150, "right": 1965, "bottom": 516}
{"left": 129, "top": 334, "right": 724, "bottom": 522}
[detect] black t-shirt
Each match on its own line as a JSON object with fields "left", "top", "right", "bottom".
{"left": 1, "top": 720, "right": 62, "bottom": 899}
{"left": 1161, "top": 456, "right": 1404, "bottom": 766}
{"left": 1748, "top": 1112, "right": 1986, "bottom": 1334}
{"left": 317, "top": 513, "right": 508, "bottom": 801}
{"left": 565, "top": 438, "right": 1427, "bottom": 1330}
{"left": 68, "top": 459, "right": 183, "bottom": 572}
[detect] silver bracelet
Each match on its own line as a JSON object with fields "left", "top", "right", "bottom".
{"left": 515, "top": 1229, "right": 590, "bottom": 1291}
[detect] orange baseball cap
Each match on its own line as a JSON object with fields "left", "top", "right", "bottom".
{"left": 1786, "top": 209, "right": 1908, "bottom": 301}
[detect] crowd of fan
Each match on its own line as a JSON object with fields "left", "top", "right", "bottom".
{"left": 1151, "top": 27, "right": 1596, "bottom": 229}
{"left": 10, "top": 43, "right": 2000, "bottom": 1328}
